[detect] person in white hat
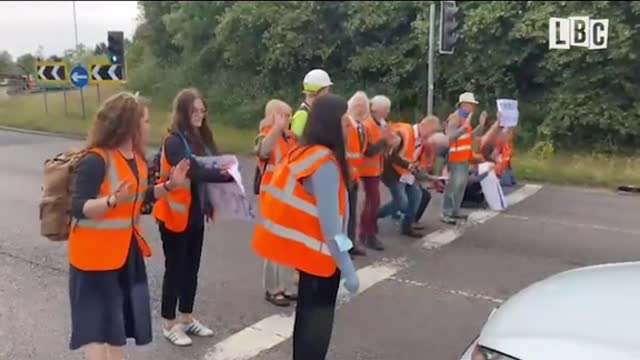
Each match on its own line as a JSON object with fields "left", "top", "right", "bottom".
{"left": 289, "top": 69, "right": 333, "bottom": 137}
{"left": 441, "top": 91, "right": 481, "bottom": 225}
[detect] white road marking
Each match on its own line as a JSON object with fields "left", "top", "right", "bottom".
{"left": 502, "top": 214, "right": 640, "bottom": 236}
{"left": 203, "top": 258, "right": 408, "bottom": 360}
{"left": 422, "top": 184, "right": 543, "bottom": 249}
{"left": 388, "top": 276, "right": 504, "bottom": 304}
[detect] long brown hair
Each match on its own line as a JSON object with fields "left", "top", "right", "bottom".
{"left": 169, "top": 88, "right": 218, "bottom": 154}
{"left": 86, "top": 91, "right": 149, "bottom": 153}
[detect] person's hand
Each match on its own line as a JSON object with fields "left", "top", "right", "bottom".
{"left": 110, "top": 180, "right": 133, "bottom": 206}
{"left": 479, "top": 110, "right": 488, "bottom": 127}
{"left": 273, "top": 112, "right": 289, "bottom": 130}
{"left": 343, "top": 271, "right": 360, "bottom": 294}
{"left": 408, "top": 162, "right": 418, "bottom": 172}
{"left": 168, "top": 158, "right": 190, "bottom": 187}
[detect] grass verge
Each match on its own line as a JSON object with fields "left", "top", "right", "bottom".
{"left": 0, "top": 86, "right": 255, "bottom": 154}
{"left": 1, "top": 87, "right": 639, "bottom": 189}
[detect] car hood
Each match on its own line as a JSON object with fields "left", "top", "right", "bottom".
{"left": 478, "top": 262, "right": 640, "bottom": 359}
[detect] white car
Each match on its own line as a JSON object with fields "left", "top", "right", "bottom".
{"left": 460, "top": 262, "right": 640, "bottom": 360}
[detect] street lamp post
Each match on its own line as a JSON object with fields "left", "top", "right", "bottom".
{"left": 73, "top": 1, "right": 86, "bottom": 119}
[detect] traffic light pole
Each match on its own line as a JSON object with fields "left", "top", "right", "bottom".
{"left": 427, "top": 2, "right": 436, "bottom": 115}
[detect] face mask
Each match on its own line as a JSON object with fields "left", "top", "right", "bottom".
{"left": 457, "top": 109, "right": 470, "bottom": 119}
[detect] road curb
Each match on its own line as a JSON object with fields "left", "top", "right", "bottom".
{"left": 0, "top": 126, "right": 86, "bottom": 141}
{"left": 0, "top": 125, "right": 253, "bottom": 155}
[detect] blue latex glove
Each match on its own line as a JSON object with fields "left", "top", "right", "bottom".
{"left": 326, "top": 234, "right": 360, "bottom": 294}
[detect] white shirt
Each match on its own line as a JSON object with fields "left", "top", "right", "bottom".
{"left": 413, "top": 124, "right": 422, "bottom": 162}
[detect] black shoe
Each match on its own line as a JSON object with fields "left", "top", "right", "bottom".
{"left": 364, "top": 237, "right": 385, "bottom": 251}
{"left": 412, "top": 223, "right": 426, "bottom": 231}
{"left": 452, "top": 214, "right": 468, "bottom": 220}
{"left": 349, "top": 242, "right": 367, "bottom": 256}
{"left": 401, "top": 229, "right": 424, "bottom": 238}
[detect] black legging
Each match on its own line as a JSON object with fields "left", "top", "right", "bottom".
{"left": 292, "top": 269, "right": 341, "bottom": 360}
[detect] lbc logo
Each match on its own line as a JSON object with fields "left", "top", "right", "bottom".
{"left": 549, "top": 16, "right": 609, "bottom": 50}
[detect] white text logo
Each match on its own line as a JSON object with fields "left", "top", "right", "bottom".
{"left": 549, "top": 16, "right": 609, "bottom": 50}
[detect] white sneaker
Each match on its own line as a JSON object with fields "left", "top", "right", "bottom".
{"left": 163, "top": 323, "right": 193, "bottom": 346}
{"left": 184, "top": 319, "right": 214, "bottom": 337}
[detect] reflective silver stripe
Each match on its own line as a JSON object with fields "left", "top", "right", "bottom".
{"left": 139, "top": 179, "right": 149, "bottom": 187}
{"left": 450, "top": 145, "right": 472, "bottom": 152}
{"left": 75, "top": 218, "right": 133, "bottom": 230}
{"left": 168, "top": 200, "right": 188, "bottom": 213}
{"left": 260, "top": 218, "right": 332, "bottom": 256}
{"left": 346, "top": 152, "right": 362, "bottom": 159}
{"left": 107, "top": 152, "right": 119, "bottom": 190}
{"left": 285, "top": 148, "right": 332, "bottom": 194}
{"left": 262, "top": 185, "right": 318, "bottom": 217}
{"left": 265, "top": 164, "right": 275, "bottom": 172}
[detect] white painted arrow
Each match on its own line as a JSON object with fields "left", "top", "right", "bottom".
{"left": 52, "top": 65, "right": 61, "bottom": 81}
{"left": 108, "top": 65, "right": 119, "bottom": 81}
{"left": 92, "top": 65, "right": 102, "bottom": 81}
{"left": 71, "top": 72, "right": 87, "bottom": 83}
{"left": 37, "top": 66, "right": 46, "bottom": 80}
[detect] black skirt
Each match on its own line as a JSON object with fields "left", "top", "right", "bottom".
{"left": 69, "top": 238, "right": 152, "bottom": 350}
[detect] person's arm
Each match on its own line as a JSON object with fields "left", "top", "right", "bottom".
{"left": 72, "top": 153, "right": 112, "bottom": 219}
{"left": 448, "top": 125, "right": 469, "bottom": 142}
{"left": 290, "top": 110, "right": 308, "bottom": 137}
{"left": 389, "top": 144, "right": 411, "bottom": 169}
{"left": 164, "top": 135, "right": 231, "bottom": 183}
{"left": 445, "top": 113, "right": 461, "bottom": 136}
{"left": 305, "top": 162, "right": 357, "bottom": 278}
{"left": 256, "top": 127, "right": 281, "bottom": 160}
{"left": 363, "top": 139, "right": 387, "bottom": 157}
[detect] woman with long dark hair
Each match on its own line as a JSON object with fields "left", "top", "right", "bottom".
{"left": 253, "top": 94, "right": 360, "bottom": 360}
{"left": 152, "top": 88, "right": 232, "bottom": 346}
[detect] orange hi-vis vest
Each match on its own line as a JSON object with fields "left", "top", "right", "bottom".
{"left": 68, "top": 148, "right": 152, "bottom": 271}
{"left": 256, "top": 126, "right": 298, "bottom": 189}
{"left": 346, "top": 118, "right": 366, "bottom": 183}
{"left": 152, "top": 136, "right": 192, "bottom": 233}
{"left": 449, "top": 114, "right": 473, "bottom": 163}
{"left": 253, "top": 145, "right": 348, "bottom": 277}
{"left": 389, "top": 122, "right": 432, "bottom": 175}
{"left": 360, "top": 116, "right": 384, "bottom": 177}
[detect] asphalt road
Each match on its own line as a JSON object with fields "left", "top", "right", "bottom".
{"left": 0, "top": 130, "right": 638, "bottom": 360}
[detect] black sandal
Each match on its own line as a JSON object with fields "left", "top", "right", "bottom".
{"left": 265, "top": 291, "right": 290, "bottom": 307}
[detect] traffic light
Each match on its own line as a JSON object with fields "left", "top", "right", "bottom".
{"left": 107, "top": 31, "right": 124, "bottom": 65}
{"left": 439, "top": 1, "right": 463, "bottom": 55}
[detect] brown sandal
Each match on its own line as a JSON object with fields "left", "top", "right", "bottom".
{"left": 265, "top": 291, "right": 290, "bottom": 307}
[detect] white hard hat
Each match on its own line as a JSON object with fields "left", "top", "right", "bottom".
{"left": 303, "top": 69, "right": 333, "bottom": 93}
{"left": 457, "top": 92, "right": 479, "bottom": 105}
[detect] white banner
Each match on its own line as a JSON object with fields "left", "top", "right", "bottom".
{"left": 496, "top": 99, "right": 519, "bottom": 128}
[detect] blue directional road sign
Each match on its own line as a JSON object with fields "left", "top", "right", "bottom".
{"left": 70, "top": 65, "right": 89, "bottom": 89}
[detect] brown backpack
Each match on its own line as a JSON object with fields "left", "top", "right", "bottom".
{"left": 39, "top": 150, "right": 88, "bottom": 241}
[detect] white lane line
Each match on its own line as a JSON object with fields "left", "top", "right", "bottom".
{"left": 203, "top": 258, "right": 408, "bottom": 360}
{"left": 389, "top": 276, "right": 504, "bottom": 304}
{"left": 502, "top": 214, "right": 640, "bottom": 236}
{"left": 422, "top": 184, "right": 543, "bottom": 249}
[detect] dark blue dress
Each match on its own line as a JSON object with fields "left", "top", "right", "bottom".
{"left": 68, "top": 153, "right": 153, "bottom": 350}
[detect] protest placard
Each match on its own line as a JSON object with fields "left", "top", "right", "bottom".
{"left": 194, "top": 155, "right": 256, "bottom": 221}
{"left": 496, "top": 99, "right": 519, "bottom": 128}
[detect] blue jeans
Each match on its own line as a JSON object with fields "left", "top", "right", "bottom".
{"left": 378, "top": 180, "right": 422, "bottom": 232}
{"left": 500, "top": 168, "right": 517, "bottom": 187}
{"left": 442, "top": 162, "right": 469, "bottom": 217}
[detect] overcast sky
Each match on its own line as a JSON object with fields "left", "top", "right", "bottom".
{"left": 0, "top": 1, "right": 140, "bottom": 59}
